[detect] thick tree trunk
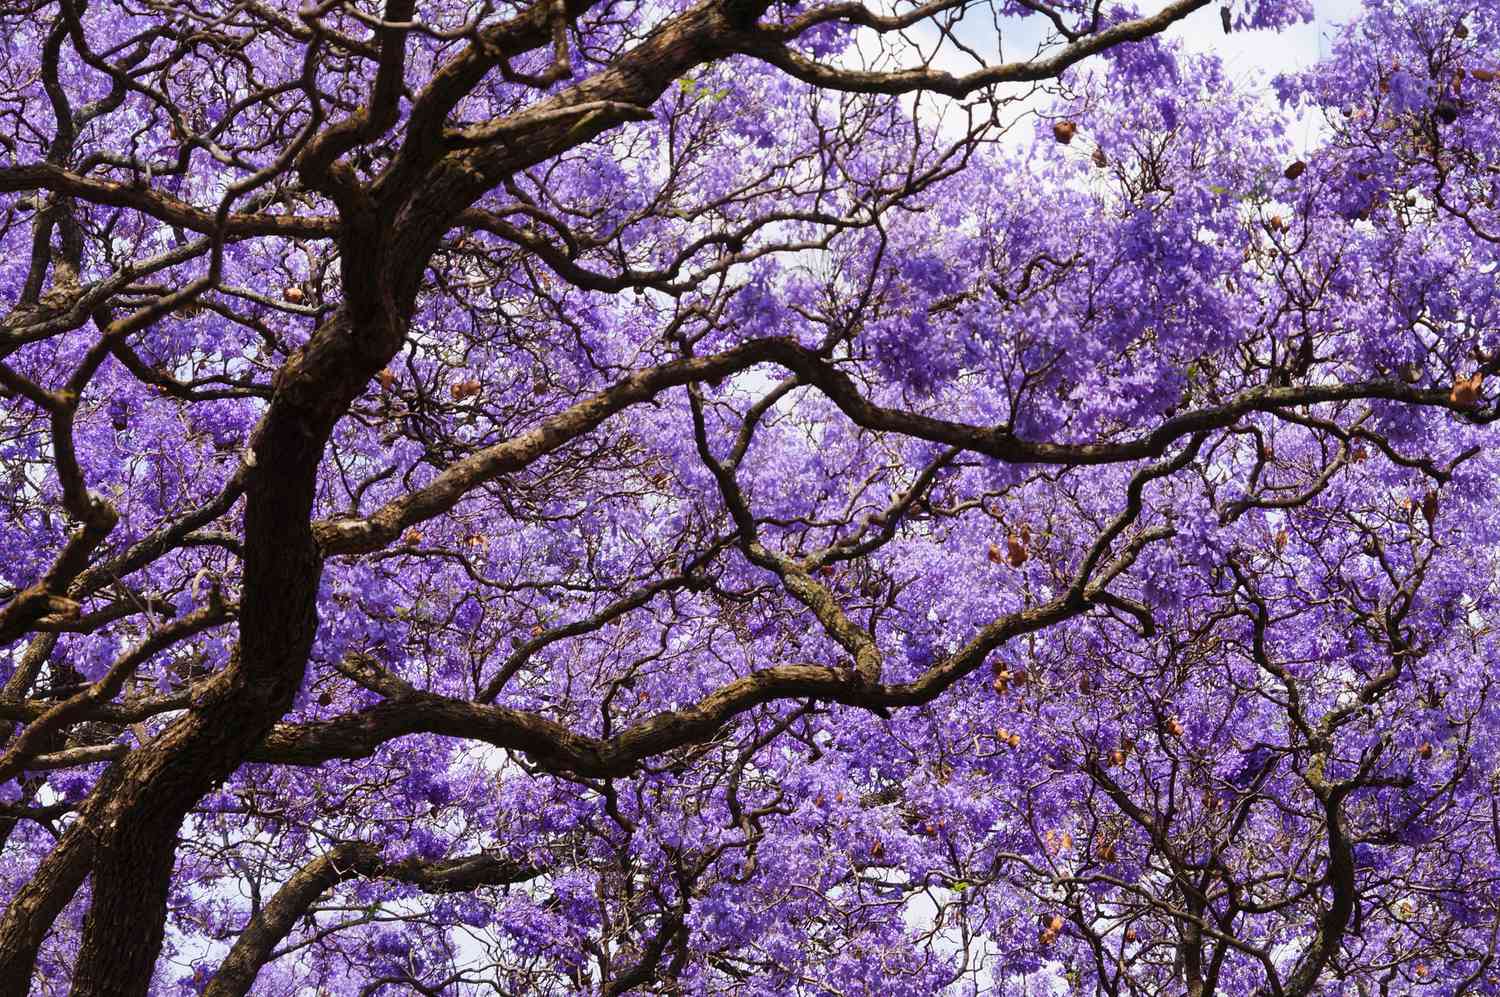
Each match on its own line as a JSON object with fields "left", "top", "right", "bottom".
{"left": 63, "top": 310, "right": 394, "bottom": 996}
{"left": 0, "top": 826, "right": 93, "bottom": 996}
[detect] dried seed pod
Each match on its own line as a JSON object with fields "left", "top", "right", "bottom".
{"left": 1283, "top": 160, "right": 1307, "bottom": 181}
{"left": 1006, "top": 535, "right": 1028, "bottom": 567}
{"left": 1039, "top": 913, "right": 1064, "bottom": 946}
{"left": 1450, "top": 371, "right": 1483, "bottom": 408}
{"left": 1422, "top": 489, "right": 1438, "bottom": 526}
{"left": 1092, "top": 146, "right": 1108, "bottom": 168}
{"left": 282, "top": 285, "right": 304, "bottom": 303}
{"left": 1052, "top": 120, "right": 1077, "bottom": 145}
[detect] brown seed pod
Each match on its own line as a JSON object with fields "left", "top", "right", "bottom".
{"left": 1422, "top": 489, "right": 1438, "bottom": 526}
{"left": 1092, "top": 146, "right": 1108, "bottom": 168}
{"left": 1418, "top": 742, "right": 1434, "bottom": 759}
{"left": 1052, "top": 120, "right": 1078, "bottom": 145}
{"left": 987, "top": 542, "right": 1004, "bottom": 564}
{"left": 1166, "top": 717, "right": 1185, "bottom": 738}
{"left": 282, "top": 285, "right": 304, "bottom": 303}
{"left": 1450, "top": 371, "right": 1484, "bottom": 408}
{"left": 1006, "top": 535, "right": 1028, "bottom": 567}
{"left": 1283, "top": 160, "right": 1307, "bottom": 181}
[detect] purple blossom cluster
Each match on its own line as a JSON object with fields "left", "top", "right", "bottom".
{"left": 0, "top": 0, "right": 1498, "bottom": 993}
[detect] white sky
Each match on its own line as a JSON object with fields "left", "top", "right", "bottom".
{"left": 1171, "top": 0, "right": 1367, "bottom": 71}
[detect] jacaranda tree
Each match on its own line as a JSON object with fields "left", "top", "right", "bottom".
{"left": 0, "top": 0, "right": 1497, "bottom": 991}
